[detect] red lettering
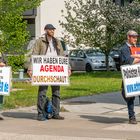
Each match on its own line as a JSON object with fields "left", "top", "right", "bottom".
{"left": 53, "top": 65, "right": 57, "bottom": 72}
{"left": 61, "top": 66, "right": 64, "bottom": 72}
{"left": 50, "top": 65, "right": 53, "bottom": 72}
{"left": 45, "top": 65, "right": 49, "bottom": 72}
{"left": 40, "top": 65, "right": 64, "bottom": 72}
{"left": 40, "top": 65, "right": 44, "bottom": 72}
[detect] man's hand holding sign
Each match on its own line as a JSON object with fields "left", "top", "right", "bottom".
{"left": 0, "top": 62, "right": 5, "bottom": 67}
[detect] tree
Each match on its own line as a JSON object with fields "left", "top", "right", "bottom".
{"left": 0, "top": 0, "right": 43, "bottom": 54}
{"left": 60, "top": 0, "right": 140, "bottom": 70}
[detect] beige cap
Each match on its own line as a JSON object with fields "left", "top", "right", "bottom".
{"left": 127, "top": 30, "right": 139, "bottom": 37}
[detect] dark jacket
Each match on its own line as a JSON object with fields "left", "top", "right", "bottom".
{"left": 120, "top": 43, "right": 134, "bottom": 65}
{"left": 120, "top": 43, "right": 135, "bottom": 89}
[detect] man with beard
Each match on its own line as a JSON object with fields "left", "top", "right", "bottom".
{"left": 27, "top": 24, "right": 66, "bottom": 121}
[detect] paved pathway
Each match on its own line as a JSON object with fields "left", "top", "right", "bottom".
{"left": 0, "top": 92, "right": 140, "bottom": 140}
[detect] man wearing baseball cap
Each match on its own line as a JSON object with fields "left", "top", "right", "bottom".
{"left": 44, "top": 24, "right": 56, "bottom": 30}
{"left": 120, "top": 30, "right": 139, "bottom": 124}
{"left": 27, "top": 24, "right": 66, "bottom": 121}
{"left": 127, "top": 30, "right": 139, "bottom": 38}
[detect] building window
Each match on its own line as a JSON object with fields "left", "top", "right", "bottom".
{"left": 23, "top": 18, "right": 35, "bottom": 38}
{"left": 113, "top": 0, "right": 133, "bottom": 6}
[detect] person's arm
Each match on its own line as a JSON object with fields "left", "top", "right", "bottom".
{"left": 0, "top": 53, "right": 6, "bottom": 67}
{"left": 27, "top": 39, "right": 41, "bottom": 77}
{"left": 0, "top": 62, "right": 5, "bottom": 67}
{"left": 130, "top": 54, "right": 140, "bottom": 64}
{"left": 57, "top": 39, "right": 64, "bottom": 56}
{"left": 120, "top": 47, "right": 134, "bottom": 65}
{"left": 131, "top": 54, "right": 140, "bottom": 58}
{"left": 132, "top": 58, "right": 140, "bottom": 64}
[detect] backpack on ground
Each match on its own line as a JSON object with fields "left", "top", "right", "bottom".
{"left": 45, "top": 97, "right": 54, "bottom": 119}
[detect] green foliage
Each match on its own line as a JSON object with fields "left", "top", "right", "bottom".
{"left": 7, "top": 55, "right": 25, "bottom": 72}
{"left": 0, "top": 0, "right": 43, "bottom": 54}
{"left": 60, "top": 0, "right": 140, "bottom": 70}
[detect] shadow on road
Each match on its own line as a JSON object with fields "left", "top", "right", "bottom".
{"left": 63, "top": 92, "right": 140, "bottom": 105}
{"left": 80, "top": 115, "right": 127, "bottom": 124}
{"left": 2, "top": 112, "right": 37, "bottom": 120}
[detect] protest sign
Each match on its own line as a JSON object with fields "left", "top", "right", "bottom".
{"left": 130, "top": 47, "right": 140, "bottom": 55}
{"left": 0, "top": 67, "right": 11, "bottom": 96}
{"left": 32, "top": 55, "right": 69, "bottom": 85}
{"left": 121, "top": 64, "right": 140, "bottom": 97}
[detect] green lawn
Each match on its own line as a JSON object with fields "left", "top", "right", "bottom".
{"left": 3, "top": 71, "right": 122, "bottom": 109}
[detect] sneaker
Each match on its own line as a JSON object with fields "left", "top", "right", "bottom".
{"left": 52, "top": 115, "right": 64, "bottom": 120}
{"left": 129, "top": 117, "right": 137, "bottom": 124}
{"left": 37, "top": 114, "right": 46, "bottom": 121}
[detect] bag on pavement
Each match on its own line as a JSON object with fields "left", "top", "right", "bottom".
{"left": 45, "top": 97, "right": 54, "bottom": 119}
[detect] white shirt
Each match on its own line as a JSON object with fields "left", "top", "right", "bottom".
{"left": 46, "top": 39, "right": 57, "bottom": 56}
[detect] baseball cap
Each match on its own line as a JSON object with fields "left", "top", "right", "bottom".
{"left": 44, "top": 24, "right": 56, "bottom": 30}
{"left": 127, "top": 30, "right": 139, "bottom": 37}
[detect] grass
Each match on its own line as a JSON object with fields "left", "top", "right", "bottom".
{"left": 3, "top": 71, "right": 122, "bottom": 109}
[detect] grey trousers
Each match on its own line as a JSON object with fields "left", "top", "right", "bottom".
{"left": 37, "top": 85, "right": 60, "bottom": 117}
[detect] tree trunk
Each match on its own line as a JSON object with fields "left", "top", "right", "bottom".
{"left": 105, "top": 54, "right": 110, "bottom": 71}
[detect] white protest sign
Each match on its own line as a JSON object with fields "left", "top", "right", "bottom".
{"left": 32, "top": 55, "right": 69, "bottom": 85}
{"left": 0, "top": 67, "right": 11, "bottom": 96}
{"left": 121, "top": 64, "right": 140, "bottom": 97}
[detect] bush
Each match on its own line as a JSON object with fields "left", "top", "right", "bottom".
{"left": 7, "top": 55, "right": 25, "bottom": 72}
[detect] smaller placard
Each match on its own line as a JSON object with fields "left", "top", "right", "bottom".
{"left": 121, "top": 64, "right": 140, "bottom": 97}
{"left": 0, "top": 67, "right": 11, "bottom": 96}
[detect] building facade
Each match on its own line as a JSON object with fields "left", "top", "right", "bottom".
{"left": 23, "top": 0, "right": 65, "bottom": 39}
{"left": 23, "top": 0, "right": 134, "bottom": 39}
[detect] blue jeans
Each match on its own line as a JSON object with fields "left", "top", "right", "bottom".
{"left": 121, "top": 87, "right": 135, "bottom": 119}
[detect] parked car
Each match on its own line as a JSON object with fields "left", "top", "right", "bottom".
{"left": 109, "top": 48, "right": 120, "bottom": 71}
{"left": 69, "top": 49, "right": 116, "bottom": 72}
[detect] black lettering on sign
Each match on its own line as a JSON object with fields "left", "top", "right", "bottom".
{"left": 33, "top": 57, "right": 42, "bottom": 64}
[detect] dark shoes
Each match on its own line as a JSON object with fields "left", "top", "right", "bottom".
{"left": 52, "top": 115, "right": 64, "bottom": 120}
{"left": 129, "top": 117, "right": 137, "bottom": 124}
{"left": 37, "top": 114, "right": 46, "bottom": 121}
{"left": 37, "top": 114, "right": 64, "bottom": 121}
